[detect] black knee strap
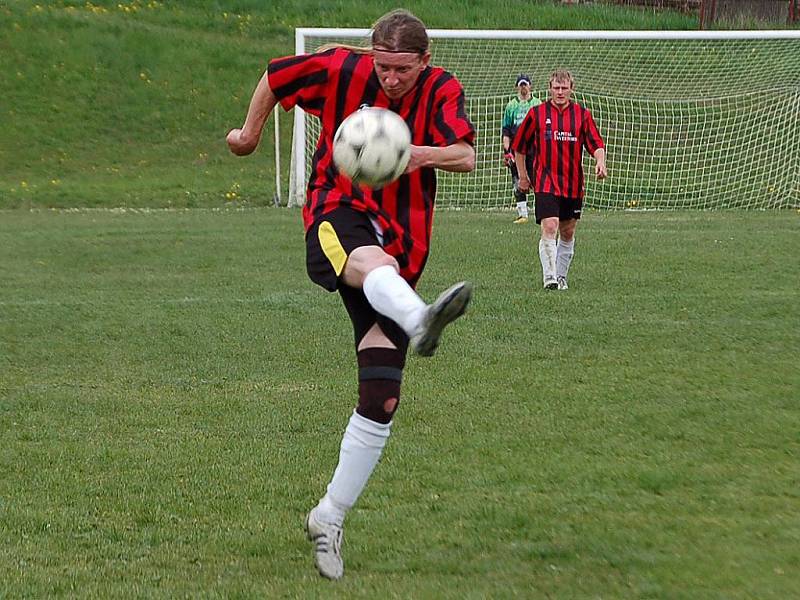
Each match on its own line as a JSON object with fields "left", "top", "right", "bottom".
{"left": 356, "top": 348, "right": 405, "bottom": 424}
{"left": 357, "top": 347, "right": 406, "bottom": 376}
{"left": 359, "top": 365, "right": 403, "bottom": 382}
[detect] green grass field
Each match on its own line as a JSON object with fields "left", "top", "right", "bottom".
{"left": 3, "top": 0, "right": 799, "bottom": 596}
{"left": 2, "top": 209, "right": 798, "bottom": 597}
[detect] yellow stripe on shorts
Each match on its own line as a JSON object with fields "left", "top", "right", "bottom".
{"left": 318, "top": 221, "right": 347, "bottom": 276}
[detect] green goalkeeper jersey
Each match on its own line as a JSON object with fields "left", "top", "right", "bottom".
{"left": 501, "top": 95, "right": 541, "bottom": 140}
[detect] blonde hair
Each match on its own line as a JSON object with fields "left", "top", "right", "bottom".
{"left": 550, "top": 69, "right": 575, "bottom": 87}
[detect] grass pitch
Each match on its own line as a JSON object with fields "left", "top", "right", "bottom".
{"left": 1, "top": 209, "right": 798, "bottom": 598}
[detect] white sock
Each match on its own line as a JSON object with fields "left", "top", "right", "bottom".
{"left": 556, "top": 239, "right": 575, "bottom": 279}
{"left": 516, "top": 200, "right": 528, "bottom": 218}
{"left": 362, "top": 265, "right": 426, "bottom": 336}
{"left": 316, "top": 411, "right": 392, "bottom": 527}
{"left": 539, "top": 238, "right": 557, "bottom": 282}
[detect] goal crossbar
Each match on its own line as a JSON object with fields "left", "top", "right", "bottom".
{"left": 297, "top": 28, "right": 800, "bottom": 40}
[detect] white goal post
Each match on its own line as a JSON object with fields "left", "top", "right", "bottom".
{"left": 289, "top": 29, "right": 800, "bottom": 210}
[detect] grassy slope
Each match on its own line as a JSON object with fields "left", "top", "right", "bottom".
{"left": 1, "top": 0, "right": 695, "bottom": 209}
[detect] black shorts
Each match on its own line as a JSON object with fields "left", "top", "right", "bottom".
{"left": 306, "top": 207, "right": 382, "bottom": 292}
{"left": 533, "top": 193, "right": 583, "bottom": 224}
{"left": 306, "top": 206, "right": 409, "bottom": 352}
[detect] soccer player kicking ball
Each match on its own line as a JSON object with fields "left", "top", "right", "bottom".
{"left": 512, "top": 69, "right": 607, "bottom": 290}
{"left": 226, "top": 9, "right": 475, "bottom": 580}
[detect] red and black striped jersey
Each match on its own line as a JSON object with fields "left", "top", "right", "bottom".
{"left": 511, "top": 100, "right": 604, "bottom": 200}
{"left": 268, "top": 48, "right": 475, "bottom": 285}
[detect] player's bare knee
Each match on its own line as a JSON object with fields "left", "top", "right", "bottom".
{"left": 350, "top": 245, "right": 397, "bottom": 270}
{"left": 356, "top": 347, "right": 405, "bottom": 424}
{"left": 542, "top": 226, "right": 558, "bottom": 239}
{"left": 541, "top": 217, "right": 559, "bottom": 238}
{"left": 382, "top": 397, "right": 398, "bottom": 414}
{"left": 344, "top": 247, "right": 399, "bottom": 287}
{"left": 559, "top": 221, "right": 577, "bottom": 241}
{"left": 371, "top": 253, "right": 399, "bottom": 272}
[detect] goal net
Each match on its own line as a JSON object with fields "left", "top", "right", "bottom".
{"left": 289, "top": 30, "right": 800, "bottom": 210}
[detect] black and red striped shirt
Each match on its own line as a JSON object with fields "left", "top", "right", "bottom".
{"left": 511, "top": 100, "right": 604, "bottom": 200}
{"left": 268, "top": 48, "right": 475, "bottom": 285}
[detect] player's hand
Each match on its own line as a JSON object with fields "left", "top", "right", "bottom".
{"left": 226, "top": 128, "right": 258, "bottom": 156}
{"left": 405, "top": 144, "right": 425, "bottom": 173}
{"left": 595, "top": 162, "right": 608, "bottom": 180}
{"left": 517, "top": 176, "right": 531, "bottom": 193}
{"left": 503, "top": 151, "right": 514, "bottom": 167}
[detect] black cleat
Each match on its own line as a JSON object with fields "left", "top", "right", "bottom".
{"left": 411, "top": 281, "right": 473, "bottom": 357}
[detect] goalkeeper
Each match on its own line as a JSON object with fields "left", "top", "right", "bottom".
{"left": 501, "top": 74, "right": 540, "bottom": 224}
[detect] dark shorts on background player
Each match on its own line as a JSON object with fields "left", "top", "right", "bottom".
{"left": 533, "top": 192, "right": 583, "bottom": 224}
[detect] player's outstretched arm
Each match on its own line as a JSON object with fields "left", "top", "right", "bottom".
{"left": 406, "top": 140, "right": 475, "bottom": 173}
{"left": 227, "top": 70, "right": 279, "bottom": 156}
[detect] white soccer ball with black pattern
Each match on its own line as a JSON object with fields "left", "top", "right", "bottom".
{"left": 332, "top": 107, "right": 411, "bottom": 188}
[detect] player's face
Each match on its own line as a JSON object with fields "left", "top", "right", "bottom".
{"left": 518, "top": 82, "right": 531, "bottom": 100}
{"left": 550, "top": 79, "right": 573, "bottom": 108}
{"left": 373, "top": 49, "right": 430, "bottom": 100}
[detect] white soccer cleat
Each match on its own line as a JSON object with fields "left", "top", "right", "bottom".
{"left": 543, "top": 276, "right": 558, "bottom": 290}
{"left": 411, "top": 281, "right": 473, "bottom": 357}
{"left": 305, "top": 507, "right": 344, "bottom": 580}
{"left": 557, "top": 275, "right": 569, "bottom": 291}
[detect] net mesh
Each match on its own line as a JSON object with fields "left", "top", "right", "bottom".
{"left": 290, "top": 32, "right": 800, "bottom": 210}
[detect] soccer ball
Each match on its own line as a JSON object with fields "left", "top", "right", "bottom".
{"left": 332, "top": 107, "right": 411, "bottom": 188}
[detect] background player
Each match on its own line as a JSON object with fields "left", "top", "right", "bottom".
{"left": 512, "top": 69, "right": 606, "bottom": 289}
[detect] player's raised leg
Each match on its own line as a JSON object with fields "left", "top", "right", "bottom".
{"left": 355, "top": 250, "right": 472, "bottom": 357}
{"left": 410, "top": 281, "right": 473, "bottom": 356}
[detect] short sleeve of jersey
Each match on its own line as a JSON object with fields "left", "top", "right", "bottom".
{"left": 511, "top": 108, "right": 537, "bottom": 155}
{"left": 430, "top": 77, "right": 475, "bottom": 147}
{"left": 582, "top": 109, "right": 605, "bottom": 155}
{"left": 267, "top": 50, "right": 334, "bottom": 117}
